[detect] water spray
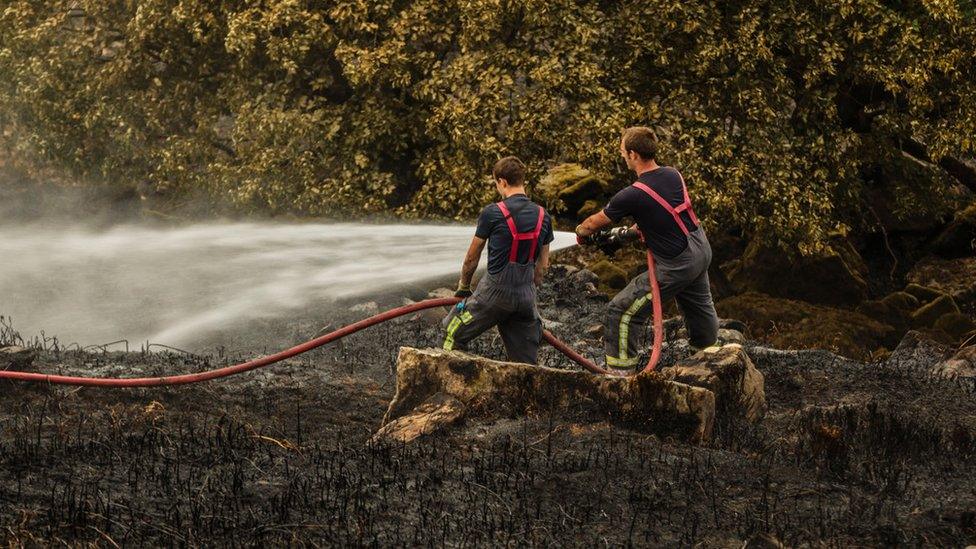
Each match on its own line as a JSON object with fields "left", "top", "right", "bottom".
{"left": 0, "top": 224, "right": 663, "bottom": 385}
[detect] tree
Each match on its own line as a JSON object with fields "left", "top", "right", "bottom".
{"left": 1, "top": 0, "right": 973, "bottom": 252}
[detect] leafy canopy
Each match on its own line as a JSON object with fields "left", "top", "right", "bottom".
{"left": 1, "top": 0, "right": 974, "bottom": 252}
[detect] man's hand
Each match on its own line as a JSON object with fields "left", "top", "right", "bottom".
{"left": 575, "top": 229, "right": 593, "bottom": 246}
{"left": 576, "top": 210, "right": 613, "bottom": 240}
{"left": 454, "top": 283, "right": 473, "bottom": 298}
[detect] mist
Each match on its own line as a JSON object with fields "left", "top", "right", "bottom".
{"left": 0, "top": 221, "right": 576, "bottom": 349}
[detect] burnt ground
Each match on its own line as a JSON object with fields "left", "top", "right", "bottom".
{"left": 1, "top": 266, "right": 975, "bottom": 547}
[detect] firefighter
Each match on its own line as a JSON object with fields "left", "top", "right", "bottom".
{"left": 442, "top": 156, "right": 553, "bottom": 364}
{"left": 576, "top": 127, "right": 719, "bottom": 373}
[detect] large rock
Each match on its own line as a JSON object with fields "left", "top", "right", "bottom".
{"left": 0, "top": 346, "right": 35, "bottom": 371}
{"left": 880, "top": 291, "right": 921, "bottom": 312}
{"left": 931, "top": 201, "right": 976, "bottom": 258}
{"left": 589, "top": 259, "right": 628, "bottom": 290}
{"left": 903, "top": 282, "right": 945, "bottom": 304}
{"left": 911, "top": 294, "right": 960, "bottom": 328}
{"left": 931, "top": 346, "right": 976, "bottom": 380}
{"left": 933, "top": 312, "right": 976, "bottom": 341}
{"left": 660, "top": 345, "right": 766, "bottom": 422}
{"left": 887, "top": 330, "right": 953, "bottom": 373}
{"left": 379, "top": 347, "right": 716, "bottom": 443}
{"left": 716, "top": 292, "right": 895, "bottom": 360}
{"left": 536, "top": 163, "right": 608, "bottom": 218}
{"left": 907, "top": 257, "right": 976, "bottom": 306}
{"left": 726, "top": 238, "right": 868, "bottom": 307}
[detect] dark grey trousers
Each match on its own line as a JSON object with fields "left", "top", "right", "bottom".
{"left": 604, "top": 229, "right": 719, "bottom": 369}
{"left": 442, "top": 262, "right": 542, "bottom": 364}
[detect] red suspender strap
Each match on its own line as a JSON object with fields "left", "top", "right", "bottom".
{"left": 632, "top": 182, "right": 690, "bottom": 236}
{"left": 527, "top": 206, "right": 545, "bottom": 260}
{"left": 496, "top": 201, "right": 546, "bottom": 262}
{"left": 674, "top": 172, "right": 700, "bottom": 226}
{"left": 495, "top": 201, "right": 519, "bottom": 261}
{"left": 631, "top": 171, "right": 700, "bottom": 235}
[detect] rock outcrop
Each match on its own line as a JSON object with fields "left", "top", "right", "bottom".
{"left": 931, "top": 201, "right": 976, "bottom": 258}
{"left": 725, "top": 238, "right": 868, "bottom": 307}
{"left": 378, "top": 347, "right": 716, "bottom": 443}
{"left": 931, "top": 346, "right": 976, "bottom": 381}
{"left": 908, "top": 257, "right": 976, "bottom": 306}
{"left": 716, "top": 292, "right": 894, "bottom": 360}
{"left": 660, "top": 345, "right": 766, "bottom": 422}
{"left": 536, "top": 163, "right": 608, "bottom": 219}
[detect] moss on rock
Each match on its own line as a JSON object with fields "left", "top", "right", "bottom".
{"left": 880, "top": 291, "right": 920, "bottom": 312}
{"left": 931, "top": 201, "right": 976, "bottom": 258}
{"left": 590, "top": 259, "right": 628, "bottom": 290}
{"left": 726, "top": 238, "right": 868, "bottom": 307}
{"left": 576, "top": 199, "right": 603, "bottom": 219}
{"left": 907, "top": 257, "right": 976, "bottom": 306}
{"left": 933, "top": 312, "right": 976, "bottom": 341}
{"left": 904, "top": 283, "right": 944, "bottom": 305}
{"left": 911, "top": 294, "right": 960, "bottom": 328}
{"left": 537, "top": 163, "right": 607, "bottom": 218}
{"left": 716, "top": 292, "right": 895, "bottom": 360}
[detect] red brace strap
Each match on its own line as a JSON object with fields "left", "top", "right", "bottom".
{"left": 496, "top": 201, "right": 546, "bottom": 262}
{"left": 632, "top": 171, "right": 699, "bottom": 236}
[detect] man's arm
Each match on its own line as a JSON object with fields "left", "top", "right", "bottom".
{"left": 458, "top": 236, "right": 487, "bottom": 291}
{"left": 534, "top": 244, "right": 550, "bottom": 287}
{"left": 576, "top": 210, "right": 613, "bottom": 237}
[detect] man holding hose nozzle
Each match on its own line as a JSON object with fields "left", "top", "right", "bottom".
{"left": 442, "top": 156, "right": 554, "bottom": 365}
{"left": 576, "top": 127, "right": 719, "bottom": 374}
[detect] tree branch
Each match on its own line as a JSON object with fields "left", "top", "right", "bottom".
{"left": 899, "top": 137, "right": 976, "bottom": 195}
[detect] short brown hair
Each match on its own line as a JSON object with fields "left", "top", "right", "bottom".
{"left": 621, "top": 126, "right": 658, "bottom": 160}
{"left": 492, "top": 156, "right": 526, "bottom": 186}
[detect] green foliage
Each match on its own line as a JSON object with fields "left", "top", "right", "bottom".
{"left": 1, "top": 1, "right": 974, "bottom": 250}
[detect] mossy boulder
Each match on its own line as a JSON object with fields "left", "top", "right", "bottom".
{"left": 931, "top": 201, "right": 976, "bottom": 258}
{"left": 907, "top": 257, "right": 976, "bottom": 306}
{"left": 933, "top": 312, "right": 976, "bottom": 341}
{"left": 856, "top": 300, "right": 908, "bottom": 333}
{"left": 911, "top": 294, "right": 960, "bottom": 328}
{"left": 716, "top": 292, "right": 895, "bottom": 360}
{"left": 726, "top": 238, "right": 868, "bottom": 307}
{"left": 880, "top": 291, "right": 920, "bottom": 312}
{"left": 903, "top": 282, "right": 946, "bottom": 304}
{"left": 589, "top": 259, "right": 628, "bottom": 290}
{"left": 856, "top": 291, "right": 920, "bottom": 333}
{"left": 576, "top": 199, "right": 603, "bottom": 219}
{"left": 536, "top": 163, "right": 608, "bottom": 218}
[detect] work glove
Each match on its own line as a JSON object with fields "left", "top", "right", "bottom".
{"left": 592, "top": 229, "right": 619, "bottom": 256}
{"left": 454, "top": 284, "right": 473, "bottom": 298}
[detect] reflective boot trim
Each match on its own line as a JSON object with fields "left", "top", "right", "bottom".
{"left": 443, "top": 316, "right": 463, "bottom": 351}
{"left": 605, "top": 354, "right": 640, "bottom": 368}
{"left": 618, "top": 292, "right": 651, "bottom": 362}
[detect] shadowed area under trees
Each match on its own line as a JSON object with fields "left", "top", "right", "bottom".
{"left": 1, "top": 0, "right": 975, "bottom": 252}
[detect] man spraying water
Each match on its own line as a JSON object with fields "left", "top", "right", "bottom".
{"left": 576, "top": 127, "right": 719, "bottom": 374}
{"left": 442, "top": 156, "right": 554, "bottom": 364}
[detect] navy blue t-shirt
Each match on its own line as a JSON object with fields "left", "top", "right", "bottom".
{"left": 475, "top": 194, "right": 554, "bottom": 275}
{"left": 603, "top": 166, "right": 700, "bottom": 259}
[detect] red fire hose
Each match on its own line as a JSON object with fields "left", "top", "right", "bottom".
{"left": 0, "top": 252, "right": 663, "bottom": 386}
